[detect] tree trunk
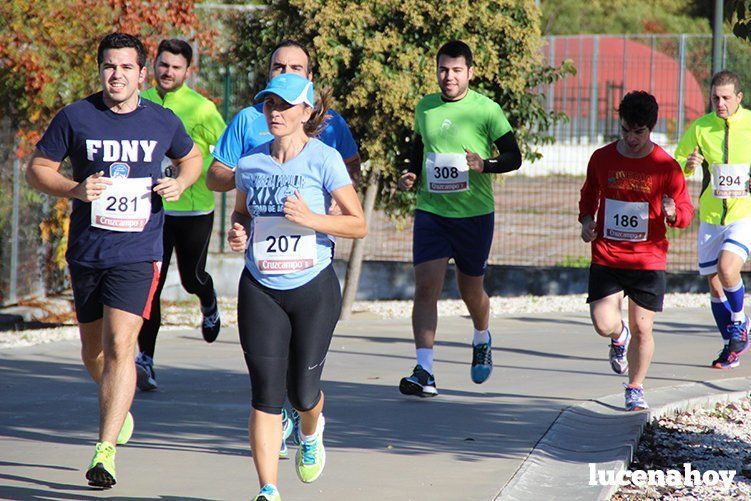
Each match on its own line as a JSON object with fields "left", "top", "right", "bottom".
{"left": 340, "top": 170, "right": 379, "bottom": 320}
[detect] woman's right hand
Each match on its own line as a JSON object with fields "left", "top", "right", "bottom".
{"left": 227, "top": 222, "right": 248, "bottom": 252}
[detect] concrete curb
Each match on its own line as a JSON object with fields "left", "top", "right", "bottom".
{"left": 496, "top": 376, "right": 751, "bottom": 501}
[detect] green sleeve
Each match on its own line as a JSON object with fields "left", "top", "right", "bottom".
{"left": 189, "top": 103, "right": 227, "bottom": 170}
{"left": 202, "top": 102, "right": 227, "bottom": 145}
{"left": 487, "top": 102, "right": 512, "bottom": 141}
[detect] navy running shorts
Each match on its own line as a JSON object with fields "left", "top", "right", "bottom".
{"left": 412, "top": 209, "right": 494, "bottom": 277}
{"left": 586, "top": 263, "right": 666, "bottom": 312}
{"left": 69, "top": 261, "right": 161, "bottom": 323}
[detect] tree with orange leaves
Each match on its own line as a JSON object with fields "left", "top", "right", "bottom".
{"left": 0, "top": 0, "right": 216, "bottom": 293}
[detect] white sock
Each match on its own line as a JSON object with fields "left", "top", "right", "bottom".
{"left": 300, "top": 431, "right": 318, "bottom": 443}
{"left": 732, "top": 311, "right": 746, "bottom": 323}
{"left": 615, "top": 323, "right": 629, "bottom": 344}
{"left": 299, "top": 415, "right": 325, "bottom": 442}
{"left": 473, "top": 328, "right": 490, "bottom": 346}
{"left": 416, "top": 348, "right": 434, "bottom": 375}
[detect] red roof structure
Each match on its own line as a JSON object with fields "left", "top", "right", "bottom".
{"left": 546, "top": 36, "right": 706, "bottom": 129}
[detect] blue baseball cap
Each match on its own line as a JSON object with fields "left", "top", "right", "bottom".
{"left": 254, "top": 73, "right": 315, "bottom": 107}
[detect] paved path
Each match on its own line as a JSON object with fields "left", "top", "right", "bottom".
{"left": 1, "top": 307, "right": 749, "bottom": 500}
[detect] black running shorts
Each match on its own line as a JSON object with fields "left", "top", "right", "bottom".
{"left": 69, "top": 261, "right": 160, "bottom": 323}
{"left": 412, "top": 209, "right": 494, "bottom": 276}
{"left": 586, "top": 263, "right": 666, "bottom": 312}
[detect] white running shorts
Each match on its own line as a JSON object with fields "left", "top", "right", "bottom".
{"left": 697, "top": 219, "right": 751, "bottom": 275}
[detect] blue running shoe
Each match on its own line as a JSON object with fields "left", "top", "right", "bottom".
{"left": 712, "top": 344, "right": 740, "bottom": 369}
{"left": 289, "top": 408, "right": 301, "bottom": 445}
{"left": 727, "top": 317, "right": 750, "bottom": 361}
{"left": 471, "top": 334, "right": 493, "bottom": 384}
{"left": 609, "top": 326, "right": 630, "bottom": 375}
{"left": 253, "top": 483, "right": 281, "bottom": 501}
{"left": 399, "top": 365, "right": 437, "bottom": 397}
{"left": 279, "top": 408, "right": 293, "bottom": 458}
{"left": 282, "top": 408, "right": 293, "bottom": 441}
{"left": 624, "top": 385, "right": 649, "bottom": 411}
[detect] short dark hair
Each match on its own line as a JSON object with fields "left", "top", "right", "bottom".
{"left": 711, "top": 70, "right": 743, "bottom": 95}
{"left": 97, "top": 33, "right": 147, "bottom": 68}
{"left": 618, "top": 91, "right": 659, "bottom": 130}
{"left": 156, "top": 39, "right": 193, "bottom": 67}
{"left": 436, "top": 40, "right": 473, "bottom": 68}
{"left": 269, "top": 40, "right": 312, "bottom": 74}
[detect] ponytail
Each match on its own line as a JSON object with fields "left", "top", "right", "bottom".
{"left": 304, "top": 87, "right": 333, "bottom": 137}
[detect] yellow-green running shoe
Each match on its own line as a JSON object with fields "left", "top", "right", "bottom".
{"left": 253, "top": 483, "right": 281, "bottom": 500}
{"left": 117, "top": 412, "right": 134, "bottom": 445}
{"left": 295, "top": 415, "right": 325, "bottom": 483}
{"left": 85, "top": 441, "right": 116, "bottom": 488}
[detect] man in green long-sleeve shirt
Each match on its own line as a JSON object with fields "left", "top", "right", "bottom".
{"left": 137, "top": 39, "right": 227, "bottom": 391}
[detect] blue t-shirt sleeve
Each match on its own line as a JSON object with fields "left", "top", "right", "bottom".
{"left": 235, "top": 162, "right": 248, "bottom": 194}
{"left": 322, "top": 148, "right": 353, "bottom": 194}
{"left": 166, "top": 115, "right": 194, "bottom": 159}
{"left": 36, "top": 109, "right": 73, "bottom": 162}
{"left": 325, "top": 111, "right": 358, "bottom": 160}
{"left": 213, "top": 111, "right": 247, "bottom": 169}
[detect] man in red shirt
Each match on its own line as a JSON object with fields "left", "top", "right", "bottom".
{"left": 578, "top": 91, "right": 694, "bottom": 411}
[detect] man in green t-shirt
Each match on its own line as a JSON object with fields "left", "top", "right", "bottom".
{"left": 397, "top": 40, "right": 522, "bottom": 397}
{"left": 137, "top": 39, "right": 227, "bottom": 391}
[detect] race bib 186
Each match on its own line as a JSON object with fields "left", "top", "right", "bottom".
{"left": 91, "top": 177, "right": 152, "bottom": 232}
{"left": 425, "top": 152, "right": 469, "bottom": 193}
{"left": 603, "top": 198, "right": 648, "bottom": 242}
{"left": 711, "top": 163, "right": 750, "bottom": 199}
{"left": 252, "top": 216, "right": 317, "bottom": 274}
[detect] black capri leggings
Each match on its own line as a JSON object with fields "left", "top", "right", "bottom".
{"left": 237, "top": 264, "right": 342, "bottom": 414}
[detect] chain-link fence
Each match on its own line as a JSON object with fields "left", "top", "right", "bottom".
{"left": 0, "top": 118, "right": 45, "bottom": 306}
{"left": 4, "top": 33, "right": 751, "bottom": 305}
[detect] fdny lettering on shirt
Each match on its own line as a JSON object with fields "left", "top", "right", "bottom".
{"left": 85, "top": 139, "right": 158, "bottom": 162}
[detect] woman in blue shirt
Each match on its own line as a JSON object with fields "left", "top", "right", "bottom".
{"left": 227, "top": 73, "right": 366, "bottom": 501}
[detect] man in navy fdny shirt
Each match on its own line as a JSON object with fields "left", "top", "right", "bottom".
{"left": 25, "top": 33, "right": 201, "bottom": 489}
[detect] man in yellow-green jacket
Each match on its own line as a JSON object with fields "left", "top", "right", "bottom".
{"left": 675, "top": 70, "right": 751, "bottom": 369}
{"left": 137, "top": 39, "right": 227, "bottom": 391}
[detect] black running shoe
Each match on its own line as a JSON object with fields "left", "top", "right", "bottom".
{"left": 201, "top": 295, "right": 221, "bottom": 343}
{"left": 399, "top": 364, "right": 437, "bottom": 397}
{"left": 135, "top": 352, "right": 157, "bottom": 391}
